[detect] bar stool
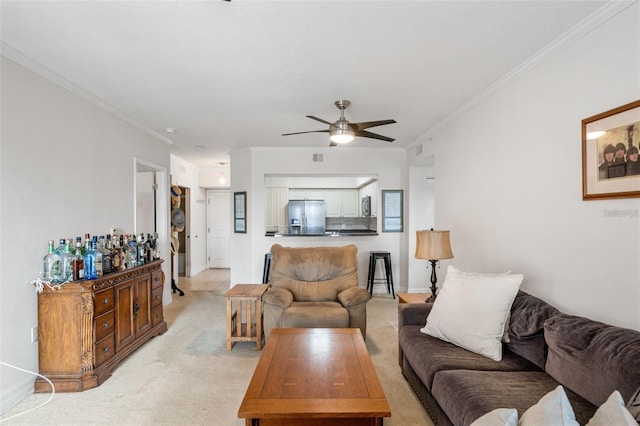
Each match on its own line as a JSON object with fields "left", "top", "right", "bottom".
{"left": 262, "top": 253, "right": 272, "bottom": 284}
{"left": 367, "top": 251, "right": 395, "bottom": 299}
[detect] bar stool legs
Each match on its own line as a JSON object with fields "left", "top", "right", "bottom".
{"left": 367, "top": 251, "right": 395, "bottom": 299}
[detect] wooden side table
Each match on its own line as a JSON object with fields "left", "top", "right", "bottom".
{"left": 224, "top": 284, "right": 269, "bottom": 350}
{"left": 398, "top": 292, "right": 432, "bottom": 304}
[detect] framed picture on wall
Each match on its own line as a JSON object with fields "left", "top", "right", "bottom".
{"left": 582, "top": 100, "right": 640, "bottom": 200}
{"left": 382, "top": 190, "right": 403, "bottom": 232}
{"left": 234, "top": 191, "right": 247, "bottom": 233}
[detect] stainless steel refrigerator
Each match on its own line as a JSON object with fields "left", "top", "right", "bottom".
{"left": 288, "top": 200, "right": 326, "bottom": 234}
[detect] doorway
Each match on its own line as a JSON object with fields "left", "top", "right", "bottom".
{"left": 176, "top": 185, "right": 190, "bottom": 277}
{"left": 207, "top": 190, "right": 231, "bottom": 268}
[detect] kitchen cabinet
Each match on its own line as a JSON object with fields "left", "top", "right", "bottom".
{"left": 289, "top": 188, "right": 324, "bottom": 200}
{"left": 35, "top": 260, "right": 166, "bottom": 392}
{"left": 325, "top": 189, "right": 359, "bottom": 217}
{"left": 265, "top": 187, "right": 289, "bottom": 233}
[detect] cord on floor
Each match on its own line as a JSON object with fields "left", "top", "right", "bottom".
{"left": 0, "top": 361, "right": 55, "bottom": 423}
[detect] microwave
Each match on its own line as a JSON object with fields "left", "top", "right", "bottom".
{"left": 361, "top": 196, "right": 371, "bottom": 216}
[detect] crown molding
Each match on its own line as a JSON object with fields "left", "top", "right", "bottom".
{"left": 411, "top": 0, "right": 636, "bottom": 148}
{"left": 0, "top": 41, "right": 174, "bottom": 146}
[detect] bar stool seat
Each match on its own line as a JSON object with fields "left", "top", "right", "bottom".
{"left": 367, "top": 251, "right": 395, "bottom": 299}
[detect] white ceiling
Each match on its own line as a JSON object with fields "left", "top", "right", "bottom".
{"left": 1, "top": 0, "right": 611, "bottom": 168}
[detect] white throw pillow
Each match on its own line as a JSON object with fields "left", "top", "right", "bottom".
{"left": 470, "top": 408, "right": 518, "bottom": 426}
{"left": 586, "top": 390, "right": 637, "bottom": 426}
{"left": 420, "top": 266, "right": 523, "bottom": 360}
{"left": 520, "top": 386, "right": 579, "bottom": 426}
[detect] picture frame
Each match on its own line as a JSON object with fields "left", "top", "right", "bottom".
{"left": 582, "top": 100, "right": 640, "bottom": 200}
{"left": 234, "top": 191, "right": 247, "bottom": 233}
{"left": 381, "top": 190, "right": 403, "bottom": 232}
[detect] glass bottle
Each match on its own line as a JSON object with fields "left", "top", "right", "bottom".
{"left": 98, "top": 235, "right": 112, "bottom": 274}
{"left": 55, "top": 239, "right": 73, "bottom": 282}
{"left": 72, "top": 244, "right": 85, "bottom": 281}
{"left": 112, "top": 235, "right": 122, "bottom": 271}
{"left": 129, "top": 236, "right": 137, "bottom": 267}
{"left": 84, "top": 241, "right": 98, "bottom": 280}
{"left": 43, "top": 240, "right": 62, "bottom": 283}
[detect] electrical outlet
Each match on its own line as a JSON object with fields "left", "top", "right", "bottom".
{"left": 31, "top": 326, "right": 38, "bottom": 343}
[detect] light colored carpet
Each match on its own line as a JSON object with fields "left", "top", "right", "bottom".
{"left": 1, "top": 270, "right": 434, "bottom": 425}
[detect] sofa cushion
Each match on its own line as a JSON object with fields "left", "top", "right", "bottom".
{"left": 505, "top": 291, "right": 560, "bottom": 369}
{"left": 421, "top": 266, "right": 523, "bottom": 361}
{"left": 282, "top": 301, "right": 349, "bottom": 328}
{"left": 470, "top": 408, "right": 518, "bottom": 426}
{"left": 544, "top": 313, "right": 640, "bottom": 407}
{"left": 399, "top": 324, "right": 539, "bottom": 391}
{"left": 431, "top": 370, "right": 596, "bottom": 426}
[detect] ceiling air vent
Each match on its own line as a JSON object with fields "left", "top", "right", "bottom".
{"left": 312, "top": 153, "right": 325, "bottom": 163}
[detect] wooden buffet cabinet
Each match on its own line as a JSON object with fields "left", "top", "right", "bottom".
{"left": 35, "top": 260, "right": 167, "bottom": 392}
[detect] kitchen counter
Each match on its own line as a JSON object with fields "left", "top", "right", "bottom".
{"left": 265, "top": 230, "right": 378, "bottom": 237}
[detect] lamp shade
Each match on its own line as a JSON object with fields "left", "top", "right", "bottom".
{"left": 415, "top": 230, "right": 453, "bottom": 260}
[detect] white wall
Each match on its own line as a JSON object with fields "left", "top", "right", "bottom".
{"left": 424, "top": 3, "right": 640, "bottom": 329}
{"left": 0, "top": 57, "right": 172, "bottom": 411}
{"left": 229, "top": 147, "right": 408, "bottom": 291}
{"left": 170, "top": 155, "right": 208, "bottom": 277}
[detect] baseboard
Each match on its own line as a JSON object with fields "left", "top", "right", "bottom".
{"left": 1, "top": 376, "right": 34, "bottom": 415}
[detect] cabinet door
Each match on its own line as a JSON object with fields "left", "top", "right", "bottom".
{"left": 288, "top": 188, "right": 307, "bottom": 199}
{"left": 341, "top": 189, "right": 359, "bottom": 217}
{"left": 324, "top": 189, "right": 341, "bottom": 217}
{"left": 265, "top": 189, "right": 277, "bottom": 232}
{"left": 115, "top": 281, "right": 135, "bottom": 351}
{"left": 135, "top": 274, "right": 152, "bottom": 335}
{"left": 306, "top": 189, "right": 325, "bottom": 200}
{"left": 275, "top": 188, "right": 289, "bottom": 230}
{"left": 266, "top": 188, "right": 289, "bottom": 233}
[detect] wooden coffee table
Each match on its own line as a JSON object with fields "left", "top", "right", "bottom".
{"left": 238, "top": 328, "right": 391, "bottom": 425}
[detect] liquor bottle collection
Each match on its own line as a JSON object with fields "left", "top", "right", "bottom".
{"left": 42, "top": 231, "right": 160, "bottom": 283}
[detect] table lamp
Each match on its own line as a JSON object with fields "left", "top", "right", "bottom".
{"left": 415, "top": 229, "right": 453, "bottom": 302}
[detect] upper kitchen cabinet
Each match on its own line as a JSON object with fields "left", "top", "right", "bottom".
{"left": 325, "top": 189, "right": 359, "bottom": 218}
{"left": 288, "top": 188, "right": 324, "bottom": 200}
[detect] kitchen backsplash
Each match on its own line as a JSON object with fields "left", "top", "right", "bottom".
{"left": 326, "top": 217, "right": 376, "bottom": 231}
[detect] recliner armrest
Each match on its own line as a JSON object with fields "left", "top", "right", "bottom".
{"left": 338, "top": 286, "right": 370, "bottom": 308}
{"left": 263, "top": 287, "right": 293, "bottom": 309}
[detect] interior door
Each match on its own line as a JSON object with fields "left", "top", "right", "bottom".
{"left": 207, "top": 190, "right": 230, "bottom": 268}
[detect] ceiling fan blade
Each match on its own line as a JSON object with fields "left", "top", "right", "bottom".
{"left": 282, "top": 130, "right": 330, "bottom": 136}
{"left": 329, "top": 141, "right": 338, "bottom": 147}
{"left": 306, "top": 115, "right": 333, "bottom": 125}
{"left": 355, "top": 130, "right": 395, "bottom": 142}
{"left": 350, "top": 119, "right": 397, "bottom": 131}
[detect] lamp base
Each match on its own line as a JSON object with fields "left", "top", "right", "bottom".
{"left": 426, "top": 259, "right": 439, "bottom": 303}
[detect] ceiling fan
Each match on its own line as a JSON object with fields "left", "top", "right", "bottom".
{"left": 282, "top": 100, "right": 397, "bottom": 147}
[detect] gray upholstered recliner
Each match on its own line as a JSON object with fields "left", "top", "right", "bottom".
{"left": 263, "top": 244, "right": 370, "bottom": 340}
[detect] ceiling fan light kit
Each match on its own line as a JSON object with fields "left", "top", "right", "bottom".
{"left": 282, "top": 99, "right": 397, "bottom": 147}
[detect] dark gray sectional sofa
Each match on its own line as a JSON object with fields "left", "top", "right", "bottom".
{"left": 398, "top": 291, "right": 640, "bottom": 426}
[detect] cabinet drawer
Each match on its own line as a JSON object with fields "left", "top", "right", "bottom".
{"left": 94, "top": 311, "right": 115, "bottom": 342}
{"left": 152, "top": 305, "right": 164, "bottom": 327}
{"left": 94, "top": 334, "right": 115, "bottom": 366}
{"left": 151, "top": 270, "right": 163, "bottom": 289}
{"left": 151, "top": 286, "right": 163, "bottom": 308}
{"left": 94, "top": 289, "right": 114, "bottom": 316}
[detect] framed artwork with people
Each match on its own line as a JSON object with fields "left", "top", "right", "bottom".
{"left": 582, "top": 99, "right": 640, "bottom": 200}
